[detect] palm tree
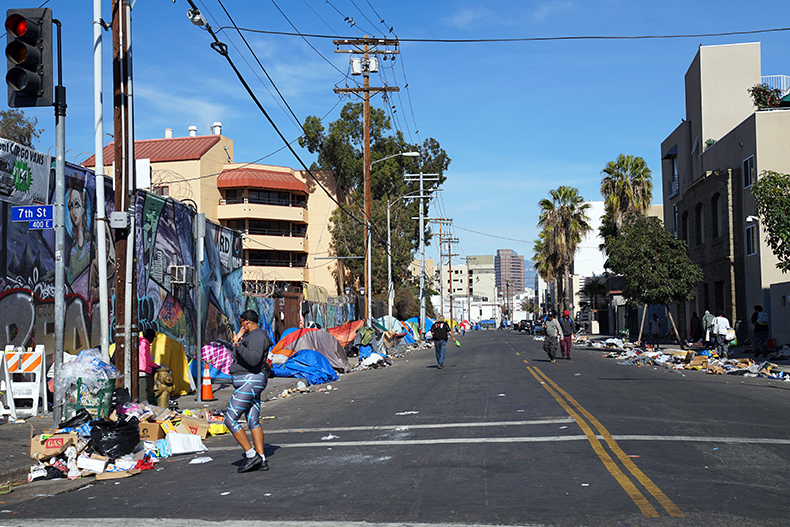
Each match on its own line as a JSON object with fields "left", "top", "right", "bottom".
{"left": 600, "top": 154, "right": 654, "bottom": 232}
{"left": 537, "top": 186, "right": 592, "bottom": 312}
{"left": 532, "top": 231, "right": 560, "bottom": 313}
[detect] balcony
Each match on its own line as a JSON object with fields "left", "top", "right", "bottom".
{"left": 244, "top": 231, "right": 307, "bottom": 253}
{"left": 243, "top": 261, "right": 307, "bottom": 283}
{"left": 668, "top": 174, "right": 679, "bottom": 198}
{"left": 762, "top": 75, "right": 790, "bottom": 97}
{"left": 218, "top": 198, "right": 307, "bottom": 223}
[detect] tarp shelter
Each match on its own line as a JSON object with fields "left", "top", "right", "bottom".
{"left": 327, "top": 319, "right": 365, "bottom": 348}
{"left": 406, "top": 316, "right": 434, "bottom": 332}
{"left": 109, "top": 334, "right": 194, "bottom": 395}
{"left": 376, "top": 316, "right": 416, "bottom": 345}
{"left": 270, "top": 329, "right": 351, "bottom": 373}
{"left": 271, "top": 349, "right": 338, "bottom": 385}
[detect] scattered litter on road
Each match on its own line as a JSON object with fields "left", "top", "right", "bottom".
{"left": 498, "top": 393, "right": 506, "bottom": 397}
{"left": 321, "top": 434, "right": 340, "bottom": 440}
{"left": 628, "top": 455, "right": 639, "bottom": 458}
{"left": 581, "top": 483, "right": 589, "bottom": 487}
{"left": 559, "top": 426, "right": 568, "bottom": 429}
{"left": 396, "top": 411, "right": 419, "bottom": 415}
{"left": 189, "top": 457, "right": 213, "bottom": 464}
{"left": 713, "top": 447, "right": 719, "bottom": 450}
{"left": 220, "top": 491, "right": 230, "bottom": 495}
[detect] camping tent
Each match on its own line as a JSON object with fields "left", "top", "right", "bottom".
{"left": 327, "top": 319, "right": 365, "bottom": 348}
{"left": 375, "top": 316, "right": 416, "bottom": 345}
{"left": 270, "top": 329, "right": 351, "bottom": 373}
{"left": 406, "top": 316, "right": 434, "bottom": 332}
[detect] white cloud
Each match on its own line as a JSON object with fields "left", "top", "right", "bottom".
{"left": 532, "top": 1, "right": 574, "bottom": 22}
{"left": 443, "top": 6, "right": 493, "bottom": 30}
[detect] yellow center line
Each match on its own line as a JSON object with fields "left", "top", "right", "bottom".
{"left": 532, "top": 367, "right": 685, "bottom": 518}
{"left": 526, "top": 366, "right": 659, "bottom": 518}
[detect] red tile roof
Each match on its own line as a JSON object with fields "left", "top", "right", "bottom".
{"left": 217, "top": 168, "right": 308, "bottom": 194}
{"left": 82, "top": 135, "right": 221, "bottom": 166}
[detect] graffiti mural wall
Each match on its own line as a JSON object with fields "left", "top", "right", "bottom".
{"left": 134, "top": 190, "right": 271, "bottom": 358}
{"left": 0, "top": 152, "right": 115, "bottom": 353}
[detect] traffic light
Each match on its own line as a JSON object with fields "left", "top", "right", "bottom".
{"left": 5, "top": 8, "right": 52, "bottom": 108}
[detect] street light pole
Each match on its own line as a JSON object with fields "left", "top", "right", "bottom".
{"left": 371, "top": 152, "right": 419, "bottom": 328}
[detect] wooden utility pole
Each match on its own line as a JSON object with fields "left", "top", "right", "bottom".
{"left": 334, "top": 37, "right": 398, "bottom": 320}
{"left": 112, "top": 0, "right": 137, "bottom": 395}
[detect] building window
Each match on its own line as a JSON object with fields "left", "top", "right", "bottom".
{"left": 681, "top": 211, "right": 689, "bottom": 242}
{"left": 743, "top": 156, "right": 755, "bottom": 188}
{"left": 153, "top": 185, "right": 169, "bottom": 196}
{"left": 711, "top": 194, "right": 720, "bottom": 239}
{"left": 672, "top": 204, "right": 678, "bottom": 239}
{"left": 746, "top": 224, "right": 758, "bottom": 256}
{"left": 695, "top": 203, "right": 704, "bottom": 246}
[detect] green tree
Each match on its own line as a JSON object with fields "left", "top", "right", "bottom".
{"left": 751, "top": 170, "right": 790, "bottom": 272}
{"left": 0, "top": 109, "right": 42, "bottom": 147}
{"left": 299, "top": 102, "right": 450, "bottom": 296}
{"left": 532, "top": 230, "right": 560, "bottom": 313}
{"left": 600, "top": 154, "right": 653, "bottom": 250}
{"left": 605, "top": 216, "right": 703, "bottom": 343}
{"left": 537, "top": 186, "right": 592, "bottom": 312}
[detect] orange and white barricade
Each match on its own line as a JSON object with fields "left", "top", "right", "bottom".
{"left": 0, "top": 349, "right": 17, "bottom": 422}
{"left": 3, "top": 345, "right": 47, "bottom": 419}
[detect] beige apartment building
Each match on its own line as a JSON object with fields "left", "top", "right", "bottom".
{"left": 85, "top": 125, "right": 340, "bottom": 295}
{"left": 661, "top": 42, "right": 790, "bottom": 343}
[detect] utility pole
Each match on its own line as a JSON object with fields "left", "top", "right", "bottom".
{"left": 430, "top": 218, "right": 453, "bottom": 319}
{"left": 334, "top": 37, "right": 399, "bottom": 321}
{"left": 447, "top": 236, "right": 459, "bottom": 325}
{"left": 406, "top": 172, "right": 439, "bottom": 337}
{"left": 111, "top": 0, "right": 137, "bottom": 395}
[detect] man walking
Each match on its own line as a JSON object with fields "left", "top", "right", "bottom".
{"left": 559, "top": 310, "right": 575, "bottom": 360}
{"left": 649, "top": 314, "right": 661, "bottom": 350}
{"left": 543, "top": 312, "right": 563, "bottom": 363}
{"left": 432, "top": 316, "right": 453, "bottom": 369}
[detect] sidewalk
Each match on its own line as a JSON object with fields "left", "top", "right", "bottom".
{"left": 0, "top": 375, "right": 302, "bottom": 490}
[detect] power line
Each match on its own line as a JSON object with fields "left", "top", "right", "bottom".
{"left": 214, "top": 26, "right": 790, "bottom": 42}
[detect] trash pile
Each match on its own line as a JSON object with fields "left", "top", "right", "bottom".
{"left": 600, "top": 347, "right": 790, "bottom": 381}
{"left": 28, "top": 350, "right": 231, "bottom": 484}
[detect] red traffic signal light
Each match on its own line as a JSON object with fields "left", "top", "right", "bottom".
{"left": 5, "top": 8, "right": 52, "bottom": 108}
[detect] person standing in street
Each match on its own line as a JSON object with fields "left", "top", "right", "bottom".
{"left": 649, "top": 314, "right": 661, "bottom": 350}
{"left": 226, "top": 310, "right": 272, "bottom": 473}
{"left": 711, "top": 309, "right": 732, "bottom": 359}
{"left": 702, "top": 309, "right": 715, "bottom": 346}
{"left": 559, "top": 310, "right": 575, "bottom": 360}
{"left": 751, "top": 305, "right": 770, "bottom": 358}
{"left": 543, "top": 312, "right": 563, "bottom": 363}
{"left": 432, "top": 316, "right": 453, "bottom": 369}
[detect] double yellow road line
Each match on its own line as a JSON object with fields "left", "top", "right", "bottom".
{"left": 527, "top": 366, "right": 684, "bottom": 518}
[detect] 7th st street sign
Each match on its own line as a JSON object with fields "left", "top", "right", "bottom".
{"left": 12, "top": 204, "right": 53, "bottom": 229}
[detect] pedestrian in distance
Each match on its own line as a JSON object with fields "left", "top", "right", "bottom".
{"left": 702, "top": 309, "right": 715, "bottom": 346}
{"left": 226, "top": 309, "right": 273, "bottom": 473}
{"left": 711, "top": 309, "right": 732, "bottom": 359}
{"left": 543, "top": 312, "right": 563, "bottom": 363}
{"left": 751, "top": 305, "right": 770, "bottom": 358}
{"left": 649, "top": 314, "right": 661, "bottom": 350}
{"left": 432, "top": 316, "right": 453, "bottom": 369}
{"left": 559, "top": 310, "right": 575, "bottom": 360}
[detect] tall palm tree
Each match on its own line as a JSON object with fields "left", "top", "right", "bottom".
{"left": 600, "top": 154, "right": 654, "bottom": 231}
{"left": 537, "top": 186, "right": 592, "bottom": 312}
{"left": 532, "top": 230, "right": 560, "bottom": 313}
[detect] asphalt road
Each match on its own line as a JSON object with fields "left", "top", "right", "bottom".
{"left": 4, "top": 330, "right": 790, "bottom": 527}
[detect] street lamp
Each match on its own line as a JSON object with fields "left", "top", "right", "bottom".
{"left": 365, "top": 151, "right": 420, "bottom": 323}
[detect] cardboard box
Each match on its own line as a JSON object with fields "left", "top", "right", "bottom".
{"left": 30, "top": 431, "right": 79, "bottom": 460}
{"left": 138, "top": 421, "right": 165, "bottom": 441}
{"left": 176, "top": 415, "right": 209, "bottom": 439}
{"left": 95, "top": 469, "right": 141, "bottom": 480}
{"left": 77, "top": 454, "right": 107, "bottom": 474}
{"left": 689, "top": 356, "right": 709, "bottom": 368}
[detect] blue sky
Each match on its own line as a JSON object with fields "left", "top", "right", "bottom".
{"left": 9, "top": 0, "right": 790, "bottom": 269}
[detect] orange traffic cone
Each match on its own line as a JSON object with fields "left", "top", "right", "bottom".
{"left": 201, "top": 362, "right": 216, "bottom": 401}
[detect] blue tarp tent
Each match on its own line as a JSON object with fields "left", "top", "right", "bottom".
{"left": 270, "top": 349, "right": 339, "bottom": 385}
{"left": 189, "top": 359, "right": 232, "bottom": 381}
{"left": 406, "top": 316, "right": 434, "bottom": 332}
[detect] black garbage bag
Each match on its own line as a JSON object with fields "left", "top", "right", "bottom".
{"left": 59, "top": 408, "right": 92, "bottom": 429}
{"left": 90, "top": 415, "right": 140, "bottom": 460}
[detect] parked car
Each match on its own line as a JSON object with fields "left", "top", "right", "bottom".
{"left": 515, "top": 320, "right": 530, "bottom": 332}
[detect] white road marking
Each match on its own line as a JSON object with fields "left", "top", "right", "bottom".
{"left": 205, "top": 433, "right": 790, "bottom": 451}
{"left": 262, "top": 417, "right": 575, "bottom": 434}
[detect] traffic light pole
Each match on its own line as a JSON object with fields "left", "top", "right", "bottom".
{"left": 52, "top": 18, "right": 66, "bottom": 426}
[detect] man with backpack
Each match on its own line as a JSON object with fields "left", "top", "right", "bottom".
{"left": 751, "top": 305, "right": 770, "bottom": 358}
{"left": 432, "top": 316, "right": 454, "bottom": 369}
{"left": 558, "top": 310, "right": 575, "bottom": 360}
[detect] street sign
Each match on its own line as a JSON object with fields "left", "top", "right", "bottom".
{"left": 27, "top": 219, "right": 52, "bottom": 230}
{"left": 11, "top": 204, "right": 52, "bottom": 222}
